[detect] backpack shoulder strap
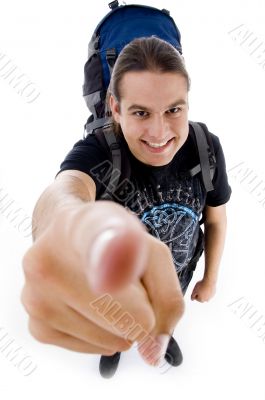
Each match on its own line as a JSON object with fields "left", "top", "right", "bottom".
{"left": 95, "top": 125, "right": 122, "bottom": 199}
{"left": 188, "top": 121, "right": 217, "bottom": 226}
{"left": 94, "top": 125, "right": 133, "bottom": 200}
{"left": 188, "top": 121, "right": 216, "bottom": 192}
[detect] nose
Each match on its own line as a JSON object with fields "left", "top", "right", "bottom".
{"left": 148, "top": 113, "right": 169, "bottom": 141}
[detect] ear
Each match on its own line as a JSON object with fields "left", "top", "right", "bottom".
{"left": 109, "top": 94, "right": 121, "bottom": 124}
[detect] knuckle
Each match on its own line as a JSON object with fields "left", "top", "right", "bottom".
{"left": 140, "top": 311, "right": 156, "bottom": 333}
{"left": 35, "top": 302, "right": 53, "bottom": 321}
{"left": 161, "top": 297, "right": 185, "bottom": 320}
{"left": 171, "top": 297, "right": 185, "bottom": 314}
{"left": 173, "top": 304, "right": 185, "bottom": 322}
{"left": 22, "top": 249, "right": 49, "bottom": 283}
{"left": 28, "top": 318, "right": 53, "bottom": 344}
{"left": 22, "top": 250, "right": 35, "bottom": 280}
{"left": 142, "top": 316, "right": 156, "bottom": 334}
{"left": 21, "top": 287, "right": 52, "bottom": 320}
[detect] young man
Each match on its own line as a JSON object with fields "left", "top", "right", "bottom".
{"left": 21, "top": 37, "right": 231, "bottom": 379}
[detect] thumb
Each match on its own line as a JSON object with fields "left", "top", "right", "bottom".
{"left": 66, "top": 200, "right": 148, "bottom": 294}
{"left": 86, "top": 223, "right": 148, "bottom": 294}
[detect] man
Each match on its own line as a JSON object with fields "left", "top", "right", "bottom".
{"left": 21, "top": 37, "right": 231, "bottom": 378}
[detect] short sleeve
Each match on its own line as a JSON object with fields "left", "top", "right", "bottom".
{"left": 206, "top": 133, "right": 232, "bottom": 207}
{"left": 55, "top": 134, "right": 112, "bottom": 197}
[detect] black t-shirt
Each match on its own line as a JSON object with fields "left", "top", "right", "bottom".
{"left": 56, "top": 123, "right": 231, "bottom": 277}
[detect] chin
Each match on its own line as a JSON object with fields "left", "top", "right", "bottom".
{"left": 148, "top": 154, "right": 175, "bottom": 167}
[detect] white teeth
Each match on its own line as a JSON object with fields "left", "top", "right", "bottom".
{"left": 145, "top": 140, "right": 169, "bottom": 148}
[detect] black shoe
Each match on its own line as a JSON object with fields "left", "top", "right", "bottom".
{"left": 164, "top": 336, "right": 183, "bottom": 366}
{"left": 99, "top": 352, "right": 121, "bottom": 378}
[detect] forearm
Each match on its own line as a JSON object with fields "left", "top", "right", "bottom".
{"left": 203, "top": 220, "right": 227, "bottom": 285}
{"left": 32, "top": 175, "right": 93, "bottom": 242}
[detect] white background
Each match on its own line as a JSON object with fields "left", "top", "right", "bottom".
{"left": 0, "top": 0, "right": 265, "bottom": 398}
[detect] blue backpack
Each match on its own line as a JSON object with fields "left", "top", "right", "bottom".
{"left": 82, "top": 1, "right": 216, "bottom": 221}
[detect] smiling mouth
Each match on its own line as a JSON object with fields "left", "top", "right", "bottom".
{"left": 141, "top": 137, "right": 174, "bottom": 148}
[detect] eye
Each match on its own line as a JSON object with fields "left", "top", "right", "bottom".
{"left": 166, "top": 107, "right": 181, "bottom": 115}
{"left": 133, "top": 111, "right": 149, "bottom": 118}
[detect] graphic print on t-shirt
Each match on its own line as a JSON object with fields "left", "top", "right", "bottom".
{"left": 141, "top": 203, "right": 199, "bottom": 273}
{"left": 120, "top": 175, "right": 205, "bottom": 274}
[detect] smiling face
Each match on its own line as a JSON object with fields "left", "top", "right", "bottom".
{"left": 109, "top": 71, "right": 189, "bottom": 167}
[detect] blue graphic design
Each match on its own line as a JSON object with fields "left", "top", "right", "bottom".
{"left": 141, "top": 203, "right": 199, "bottom": 272}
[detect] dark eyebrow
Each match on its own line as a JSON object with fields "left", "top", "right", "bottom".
{"left": 127, "top": 99, "right": 187, "bottom": 112}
